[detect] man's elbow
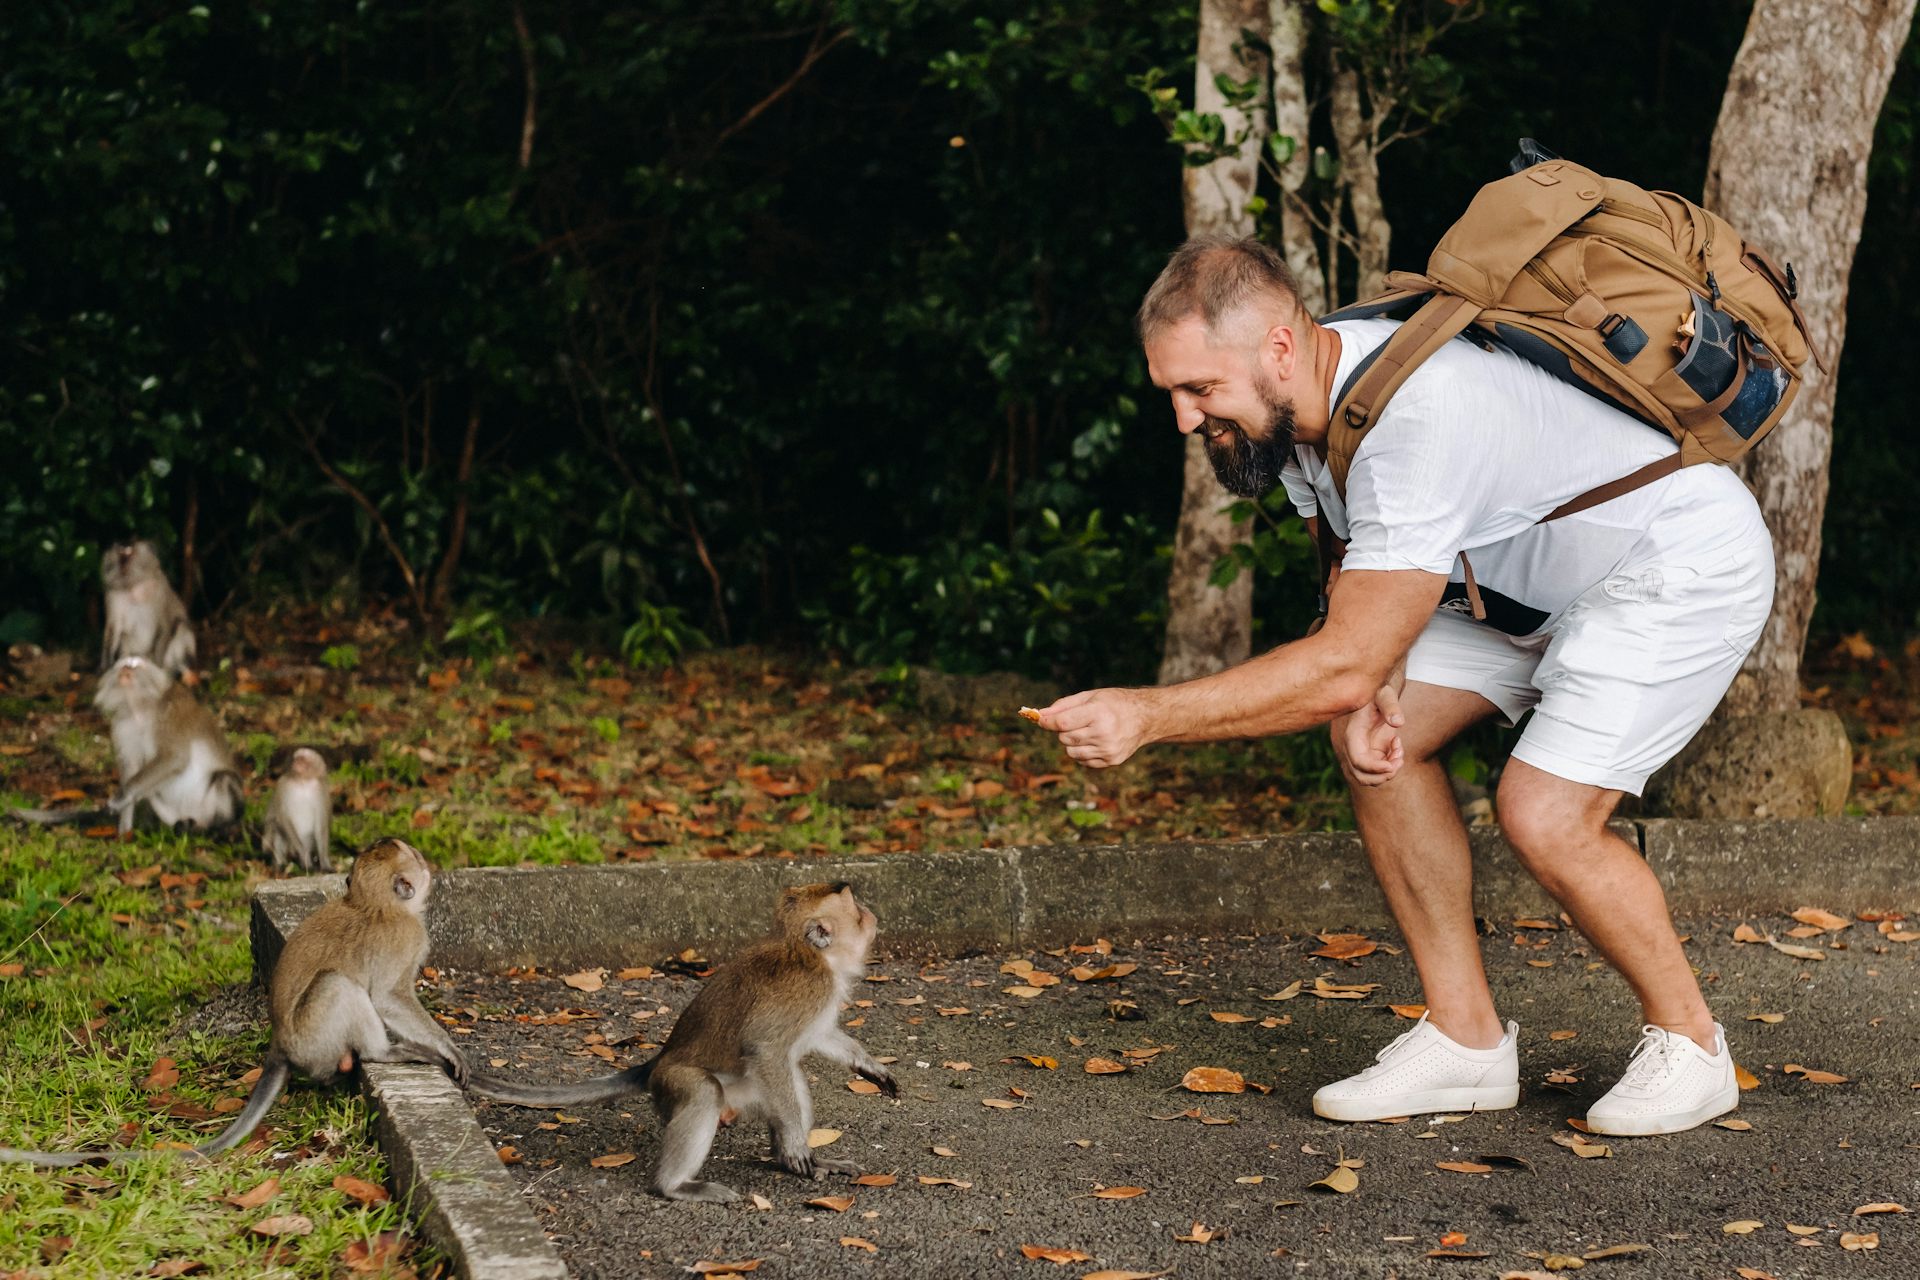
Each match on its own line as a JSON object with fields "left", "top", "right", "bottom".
{"left": 1323, "top": 671, "right": 1380, "bottom": 720}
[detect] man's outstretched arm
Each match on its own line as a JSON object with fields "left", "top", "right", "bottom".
{"left": 1035, "top": 567, "right": 1446, "bottom": 768}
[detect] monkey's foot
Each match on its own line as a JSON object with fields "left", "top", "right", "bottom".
{"left": 807, "top": 1156, "right": 861, "bottom": 1176}
{"left": 659, "top": 1180, "right": 740, "bottom": 1203}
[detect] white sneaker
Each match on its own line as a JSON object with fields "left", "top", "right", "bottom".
{"left": 1584, "top": 1023, "right": 1738, "bottom": 1136}
{"left": 1312, "top": 1014, "right": 1521, "bottom": 1122}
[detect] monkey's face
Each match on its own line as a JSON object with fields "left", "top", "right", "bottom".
{"left": 101, "top": 540, "right": 159, "bottom": 589}
{"left": 348, "top": 838, "right": 434, "bottom": 912}
{"left": 93, "top": 656, "right": 170, "bottom": 713}
{"left": 289, "top": 748, "right": 328, "bottom": 780}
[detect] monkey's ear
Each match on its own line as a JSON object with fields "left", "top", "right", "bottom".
{"left": 393, "top": 874, "right": 417, "bottom": 901}
{"left": 804, "top": 918, "right": 834, "bottom": 950}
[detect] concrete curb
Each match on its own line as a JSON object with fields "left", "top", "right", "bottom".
{"left": 250, "top": 816, "right": 1919, "bottom": 1278}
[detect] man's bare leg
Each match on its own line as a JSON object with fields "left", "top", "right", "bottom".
{"left": 1495, "top": 759, "right": 1716, "bottom": 1049}
{"left": 1334, "top": 681, "right": 1506, "bottom": 1050}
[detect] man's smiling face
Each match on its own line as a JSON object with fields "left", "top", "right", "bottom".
{"left": 1145, "top": 313, "right": 1298, "bottom": 499}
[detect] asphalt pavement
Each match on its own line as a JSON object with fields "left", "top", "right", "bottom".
{"left": 445, "top": 910, "right": 1919, "bottom": 1280}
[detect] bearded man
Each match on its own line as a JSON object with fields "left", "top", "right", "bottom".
{"left": 1033, "top": 234, "right": 1773, "bottom": 1136}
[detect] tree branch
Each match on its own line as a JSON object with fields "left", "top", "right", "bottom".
{"left": 291, "top": 412, "right": 428, "bottom": 622}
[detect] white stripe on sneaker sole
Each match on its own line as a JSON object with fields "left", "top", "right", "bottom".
{"left": 1312, "top": 1083, "right": 1520, "bottom": 1124}
{"left": 1584, "top": 1084, "right": 1739, "bottom": 1137}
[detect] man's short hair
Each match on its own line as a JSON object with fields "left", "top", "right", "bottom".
{"left": 1136, "top": 234, "right": 1305, "bottom": 347}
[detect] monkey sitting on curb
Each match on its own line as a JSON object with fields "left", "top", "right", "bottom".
{"left": 0, "top": 838, "right": 467, "bottom": 1166}
{"left": 468, "top": 882, "right": 896, "bottom": 1202}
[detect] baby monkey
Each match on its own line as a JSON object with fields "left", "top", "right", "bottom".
{"left": 471, "top": 882, "right": 895, "bottom": 1202}
{"left": 263, "top": 748, "right": 333, "bottom": 872}
{"left": 0, "top": 838, "right": 466, "bottom": 1166}
{"left": 101, "top": 540, "right": 196, "bottom": 677}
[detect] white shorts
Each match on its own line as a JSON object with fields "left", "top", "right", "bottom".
{"left": 1404, "top": 539, "right": 1775, "bottom": 795}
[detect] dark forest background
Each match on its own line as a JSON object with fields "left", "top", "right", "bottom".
{"left": 3, "top": 0, "right": 1913, "bottom": 683}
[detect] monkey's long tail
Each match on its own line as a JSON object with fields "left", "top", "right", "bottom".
{"left": 9, "top": 807, "right": 111, "bottom": 827}
{"left": 0, "top": 1057, "right": 288, "bottom": 1167}
{"left": 192, "top": 1053, "right": 291, "bottom": 1156}
{"left": 465, "top": 1057, "right": 655, "bottom": 1108}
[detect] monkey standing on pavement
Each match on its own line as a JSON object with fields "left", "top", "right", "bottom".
{"left": 101, "top": 540, "right": 196, "bottom": 677}
{"left": 263, "top": 747, "right": 333, "bottom": 872}
{"left": 0, "top": 838, "right": 468, "bottom": 1166}
{"left": 470, "top": 882, "right": 897, "bottom": 1202}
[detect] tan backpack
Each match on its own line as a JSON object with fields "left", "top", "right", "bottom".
{"left": 1315, "top": 140, "right": 1825, "bottom": 619}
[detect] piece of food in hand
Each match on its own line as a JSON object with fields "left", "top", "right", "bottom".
{"left": 1018, "top": 706, "right": 1043, "bottom": 724}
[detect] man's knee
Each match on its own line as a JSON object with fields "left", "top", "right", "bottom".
{"left": 1495, "top": 761, "right": 1617, "bottom": 871}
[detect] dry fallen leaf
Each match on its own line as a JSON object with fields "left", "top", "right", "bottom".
{"left": 1005, "top": 985, "right": 1046, "bottom": 999}
{"left": 1722, "top": 1219, "right": 1765, "bottom": 1234}
{"left": 1745, "top": 1013, "right": 1784, "bottom": 1023}
{"left": 1840, "top": 1231, "right": 1879, "bottom": 1251}
{"left": 1084, "top": 1058, "right": 1128, "bottom": 1075}
{"left": 1854, "top": 1202, "right": 1907, "bottom": 1215}
{"left": 1091, "top": 1186, "right": 1147, "bottom": 1199}
{"left": 1791, "top": 907, "right": 1850, "bottom": 931}
{"left": 1180, "top": 1067, "right": 1246, "bottom": 1094}
{"left": 1436, "top": 1161, "right": 1492, "bottom": 1174}
{"left": 689, "top": 1263, "right": 763, "bottom": 1275}
{"left": 225, "top": 1176, "right": 280, "bottom": 1211}
{"left": 917, "top": 1176, "right": 972, "bottom": 1188}
{"left": 562, "top": 968, "right": 606, "bottom": 993}
{"left": 808, "top": 1195, "right": 855, "bottom": 1212}
{"left": 1261, "top": 981, "right": 1302, "bottom": 1001}
{"left": 1582, "top": 1243, "right": 1650, "bottom": 1259}
{"left": 1714, "top": 1118, "right": 1753, "bottom": 1131}
{"left": 1734, "top": 1269, "right": 1780, "bottom": 1280}
{"left": 1549, "top": 1030, "right": 1578, "bottom": 1041}
{"left": 1427, "top": 1249, "right": 1491, "bottom": 1259}
{"left": 982, "top": 1097, "right": 1022, "bottom": 1110}
{"left": 1388, "top": 1003, "right": 1427, "bottom": 1019}
{"left": 1208, "top": 1012, "right": 1255, "bottom": 1024}
{"left": 808, "top": 1128, "right": 843, "bottom": 1147}
{"left": 1766, "top": 938, "right": 1827, "bottom": 961}
{"left": 1311, "top": 933, "right": 1378, "bottom": 960}
{"left": 589, "top": 1153, "right": 636, "bottom": 1168}
{"left": 495, "top": 1145, "right": 522, "bottom": 1165}
{"left": 1732, "top": 923, "right": 1766, "bottom": 944}
{"left": 840, "top": 1237, "right": 879, "bottom": 1253}
{"left": 1783, "top": 1063, "right": 1850, "bottom": 1084}
{"left": 1309, "top": 1166, "right": 1359, "bottom": 1194}
{"left": 852, "top": 1174, "right": 896, "bottom": 1187}
{"left": 1081, "top": 1271, "right": 1172, "bottom": 1280}
{"left": 331, "top": 1175, "right": 388, "bottom": 1205}
{"left": 1735, "top": 1064, "right": 1761, "bottom": 1091}
{"left": 1021, "top": 1055, "right": 1059, "bottom": 1070}
{"left": 1785, "top": 1224, "right": 1820, "bottom": 1236}
{"left": 931, "top": 1146, "right": 958, "bottom": 1157}
{"left": 847, "top": 1079, "right": 882, "bottom": 1095}
{"left": 250, "top": 1215, "right": 314, "bottom": 1238}
{"left": 146, "top": 1262, "right": 206, "bottom": 1278}
{"left": 1018, "top": 1244, "right": 1093, "bottom": 1264}
{"left": 1173, "top": 1221, "right": 1218, "bottom": 1243}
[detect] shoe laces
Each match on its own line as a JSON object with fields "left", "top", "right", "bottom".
{"left": 1357, "top": 1014, "right": 1431, "bottom": 1076}
{"left": 1617, "top": 1024, "right": 1685, "bottom": 1090}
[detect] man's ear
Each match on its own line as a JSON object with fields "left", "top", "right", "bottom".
{"left": 804, "top": 918, "right": 833, "bottom": 950}
{"left": 1264, "top": 320, "right": 1298, "bottom": 379}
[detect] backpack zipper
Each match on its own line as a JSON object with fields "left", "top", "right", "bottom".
{"left": 1524, "top": 260, "right": 1579, "bottom": 306}
{"left": 1562, "top": 226, "right": 1766, "bottom": 335}
{"left": 1596, "top": 198, "right": 1668, "bottom": 229}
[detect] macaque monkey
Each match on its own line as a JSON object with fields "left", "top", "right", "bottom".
{"left": 0, "top": 838, "right": 467, "bottom": 1166}
{"left": 470, "top": 882, "right": 895, "bottom": 1202}
{"left": 101, "top": 540, "right": 195, "bottom": 676}
{"left": 263, "top": 748, "right": 333, "bottom": 872}
{"left": 11, "top": 658, "right": 242, "bottom": 834}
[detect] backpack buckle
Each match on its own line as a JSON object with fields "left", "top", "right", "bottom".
{"left": 1343, "top": 403, "right": 1369, "bottom": 428}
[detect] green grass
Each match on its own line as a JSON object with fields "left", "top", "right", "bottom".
{"left": 0, "top": 818, "right": 424, "bottom": 1278}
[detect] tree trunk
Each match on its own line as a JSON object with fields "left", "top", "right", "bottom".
{"left": 1159, "top": 0, "right": 1271, "bottom": 685}
{"left": 1268, "top": 0, "right": 1326, "bottom": 315}
{"left": 1648, "top": 0, "right": 1913, "bottom": 819}
{"left": 1704, "top": 0, "right": 1914, "bottom": 715}
{"left": 1328, "top": 61, "right": 1390, "bottom": 303}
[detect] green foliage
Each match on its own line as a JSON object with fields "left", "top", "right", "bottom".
{"left": 442, "top": 610, "right": 510, "bottom": 662}
{"left": 319, "top": 644, "right": 361, "bottom": 672}
{"left": 810, "top": 509, "right": 1166, "bottom": 683}
{"left": 621, "top": 602, "right": 708, "bottom": 671}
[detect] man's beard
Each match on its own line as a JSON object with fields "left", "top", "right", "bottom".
{"left": 1202, "top": 385, "right": 1298, "bottom": 499}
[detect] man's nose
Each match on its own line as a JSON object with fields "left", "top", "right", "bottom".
{"left": 1173, "top": 400, "right": 1206, "bottom": 435}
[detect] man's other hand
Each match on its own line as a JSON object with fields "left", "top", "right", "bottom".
{"left": 1342, "top": 683, "right": 1406, "bottom": 786}
{"left": 1035, "top": 689, "right": 1148, "bottom": 769}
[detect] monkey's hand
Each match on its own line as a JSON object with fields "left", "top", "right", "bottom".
{"left": 443, "top": 1049, "right": 471, "bottom": 1088}
{"left": 1341, "top": 683, "right": 1405, "bottom": 787}
{"left": 855, "top": 1062, "right": 898, "bottom": 1098}
{"left": 1032, "top": 689, "right": 1150, "bottom": 770}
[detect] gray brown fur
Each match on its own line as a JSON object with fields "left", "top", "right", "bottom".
{"left": 0, "top": 838, "right": 466, "bottom": 1167}
{"left": 469, "top": 882, "right": 896, "bottom": 1201}
{"left": 93, "top": 657, "right": 242, "bottom": 836}
{"left": 101, "top": 540, "right": 195, "bottom": 676}
{"left": 263, "top": 748, "right": 333, "bottom": 872}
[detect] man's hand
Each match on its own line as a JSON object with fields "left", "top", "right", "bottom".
{"left": 1341, "top": 683, "right": 1406, "bottom": 786}
{"left": 1034, "top": 689, "right": 1150, "bottom": 769}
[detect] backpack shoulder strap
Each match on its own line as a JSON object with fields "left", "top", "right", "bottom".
{"left": 1325, "top": 287, "right": 1483, "bottom": 497}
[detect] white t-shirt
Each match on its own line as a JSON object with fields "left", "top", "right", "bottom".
{"left": 1279, "top": 317, "right": 1766, "bottom": 638}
